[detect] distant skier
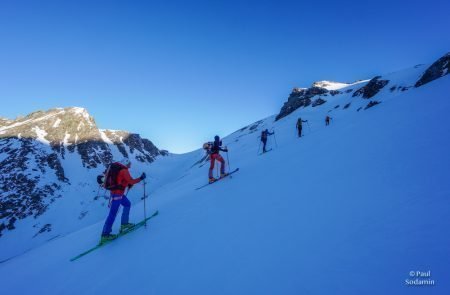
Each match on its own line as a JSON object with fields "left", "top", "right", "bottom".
{"left": 325, "top": 115, "right": 332, "bottom": 126}
{"left": 99, "top": 158, "right": 146, "bottom": 243}
{"left": 260, "top": 129, "right": 274, "bottom": 153}
{"left": 296, "top": 117, "right": 308, "bottom": 137}
{"left": 203, "top": 135, "right": 228, "bottom": 183}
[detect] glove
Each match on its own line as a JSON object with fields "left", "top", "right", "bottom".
{"left": 140, "top": 172, "right": 146, "bottom": 180}
{"left": 128, "top": 184, "right": 133, "bottom": 189}
{"left": 96, "top": 175, "right": 105, "bottom": 185}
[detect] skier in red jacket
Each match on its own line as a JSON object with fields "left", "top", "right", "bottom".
{"left": 100, "top": 158, "right": 146, "bottom": 243}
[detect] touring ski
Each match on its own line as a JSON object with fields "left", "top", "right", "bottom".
{"left": 195, "top": 168, "right": 240, "bottom": 190}
{"left": 259, "top": 149, "right": 272, "bottom": 155}
{"left": 70, "top": 210, "right": 159, "bottom": 262}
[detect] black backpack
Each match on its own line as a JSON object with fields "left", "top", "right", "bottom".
{"left": 261, "top": 131, "right": 267, "bottom": 140}
{"left": 97, "top": 163, "right": 126, "bottom": 191}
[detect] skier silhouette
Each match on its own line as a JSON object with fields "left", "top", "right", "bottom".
{"left": 260, "top": 129, "right": 274, "bottom": 153}
{"left": 296, "top": 118, "right": 308, "bottom": 137}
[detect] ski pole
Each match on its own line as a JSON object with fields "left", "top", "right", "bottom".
{"left": 143, "top": 180, "right": 147, "bottom": 228}
{"left": 94, "top": 185, "right": 101, "bottom": 200}
{"left": 226, "top": 149, "right": 231, "bottom": 172}
{"left": 307, "top": 121, "right": 311, "bottom": 133}
{"left": 273, "top": 131, "right": 278, "bottom": 148}
{"left": 125, "top": 184, "right": 133, "bottom": 197}
{"left": 257, "top": 141, "right": 261, "bottom": 155}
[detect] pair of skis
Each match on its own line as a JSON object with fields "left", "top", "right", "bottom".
{"left": 70, "top": 210, "right": 159, "bottom": 261}
{"left": 195, "top": 168, "right": 240, "bottom": 190}
{"left": 259, "top": 148, "right": 272, "bottom": 155}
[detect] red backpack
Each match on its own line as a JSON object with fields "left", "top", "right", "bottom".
{"left": 100, "top": 163, "right": 126, "bottom": 190}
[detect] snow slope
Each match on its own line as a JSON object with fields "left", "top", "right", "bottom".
{"left": 1, "top": 76, "right": 449, "bottom": 294}
{"left": 0, "top": 106, "right": 173, "bottom": 261}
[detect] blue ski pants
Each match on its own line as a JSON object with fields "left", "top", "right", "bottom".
{"left": 102, "top": 194, "right": 131, "bottom": 235}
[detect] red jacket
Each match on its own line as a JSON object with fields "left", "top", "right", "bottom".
{"left": 111, "top": 163, "right": 142, "bottom": 195}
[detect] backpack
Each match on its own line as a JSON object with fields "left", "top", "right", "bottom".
{"left": 261, "top": 131, "right": 267, "bottom": 140}
{"left": 100, "top": 162, "right": 126, "bottom": 191}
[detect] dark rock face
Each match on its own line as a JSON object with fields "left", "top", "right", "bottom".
{"left": 102, "top": 130, "right": 130, "bottom": 159}
{"left": 0, "top": 107, "right": 167, "bottom": 237}
{"left": 76, "top": 141, "right": 112, "bottom": 168}
{"left": 312, "top": 98, "right": 327, "bottom": 107}
{"left": 415, "top": 53, "right": 450, "bottom": 87}
{"left": 400, "top": 86, "right": 410, "bottom": 91}
{"left": 0, "top": 137, "right": 64, "bottom": 236}
{"left": 365, "top": 100, "right": 381, "bottom": 110}
{"left": 124, "top": 134, "right": 165, "bottom": 163}
{"left": 33, "top": 223, "right": 52, "bottom": 238}
{"left": 353, "top": 76, "right": 389, "bottom": 99}
{"left": 276, "top": 87, "right": 328, "bottom": 121}
{"left": 101, "top": 130, "right": 166, "bottom": 162}
{"left": 248, "top": 120, "right": 263, "bottom": 132}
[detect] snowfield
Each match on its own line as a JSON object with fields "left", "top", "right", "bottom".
{"left": 0, "top": 74, "right": 449, "bottom": 294}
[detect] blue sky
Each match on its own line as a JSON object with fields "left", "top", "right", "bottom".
{"left": 1, "top": 0, "right": 449, "bottom": 153}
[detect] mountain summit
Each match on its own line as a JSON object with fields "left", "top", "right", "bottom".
{"left": 0, "top": 107, "right": 167, "bottom": 247}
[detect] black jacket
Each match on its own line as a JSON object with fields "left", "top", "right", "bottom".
{"left": 210, "top": 139, "right": 227, "bottom": 154}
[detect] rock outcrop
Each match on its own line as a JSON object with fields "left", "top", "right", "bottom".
{"left": 415, "top": 52, "right": 450, "bottom": 87}
{"left": 352, "top": 76, "right": 389, "bottom": 99}
{"left": 276, "top": 87, "right": 328, "bottom": 120}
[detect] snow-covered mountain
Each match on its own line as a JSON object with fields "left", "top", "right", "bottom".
{"left": 0, "top": 107, "right": 168, "bottom": 260}
{"left": 276, "top": 53, "right": 449, "bottom": 121}
{"left": 0, "top": 52, "right": 449, "bottom": 294}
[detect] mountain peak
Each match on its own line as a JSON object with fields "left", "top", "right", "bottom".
{"left": 0, "top": 106, "right": 98, "bottom": 143}
{"left": 66, "top": 106, "right": 90, "bottom": 117}
{"left": 311, "top": 81, "right": 351, "bottom": 90}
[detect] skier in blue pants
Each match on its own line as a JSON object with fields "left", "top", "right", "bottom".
{"left": 102, "top": 195, "right": 132, "bottom": 236}
{"left": 100, "top": 158, "right": 146, "bottom": 243}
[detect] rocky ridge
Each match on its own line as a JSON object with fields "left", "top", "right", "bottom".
{"left": 0, "top": 107, "right": 167, "bottom": 237}
{"left": 276, "top": 52, "right": 449, "bottom": 121}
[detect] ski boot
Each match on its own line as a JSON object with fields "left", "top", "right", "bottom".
{"left": 120, "top": 223, "right": 135, "bottom": 233}
{"left": 209, "top": 177, "right": 217, "bottom": 184}
{"left": 220, "top": 172, "right": 229, "bottom": 179}
{"left": 100, "top": 233, "right": 117, "bottom": 244}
